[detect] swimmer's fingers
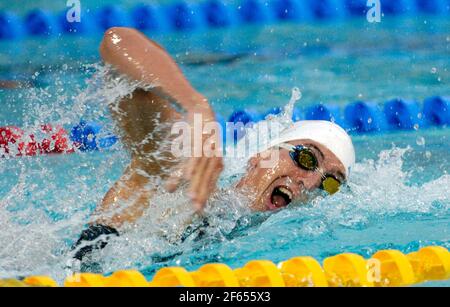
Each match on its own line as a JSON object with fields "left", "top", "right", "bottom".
{"left": 195, "top": 157, "right": 224, "bottom": 212}
{"left": 184, "top": 156, "right": 197, "bottom": 180}
{"left": 165, "top": 158, "right": 193, "bottom": 192}
{"left": 165, "top": 166, "right": 184, "bottom": 192}
{"left": 165, "top": 156, "right": 202, "bottom": 194}
{"left": 188, "top": 156, "right": 210, "bottom": 210}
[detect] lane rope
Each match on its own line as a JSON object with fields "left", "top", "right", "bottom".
{"left": 1, "top": 245, "right": 448, "bottom": 287}
{"left": 1, "top": 0, "right": 449, "bottom": 40}
{"left": 1, "top": 96, "right": 448, "bottom": 158}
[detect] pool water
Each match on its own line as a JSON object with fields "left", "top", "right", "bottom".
{"left": 0, "top": 16, "right": 449, "bottom": 285}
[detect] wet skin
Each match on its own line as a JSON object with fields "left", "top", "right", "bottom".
{"left": 237, "top": 139, "right": 346, "bottom": 211}
{"left": 93, "top": 27, "right": 347, "bottom": 229}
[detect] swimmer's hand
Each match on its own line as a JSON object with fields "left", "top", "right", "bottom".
{"left": 165, "top": 105, "right": 224, "bottom": 212}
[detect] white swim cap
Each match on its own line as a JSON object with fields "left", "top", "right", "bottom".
{"left": 268, "top": 120, "right": 356, "bottom": 177}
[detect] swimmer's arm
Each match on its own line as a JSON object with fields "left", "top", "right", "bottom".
{"left": 99, "top": 27, "right": 211, "bottom": 115}
{"left": 99, "top": 27, "right": 223, "bottom": 211}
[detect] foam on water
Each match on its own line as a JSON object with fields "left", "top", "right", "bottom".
{"left": 0, "top": 65, "right": 448, "bottom": 283}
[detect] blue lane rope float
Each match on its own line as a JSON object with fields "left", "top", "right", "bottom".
{"left": 305, "top": 104, "right": 344, "bottom": 126}
{"left": 0, "top": 11, "right": 23, "bottom": 39}
{"left": 24, "top": 9, "right": 58, "bottom": 36}
{"left": 70, "top": 95, "right": 450, "bottom": 148}
{"left": 1, "top": 0, "right": 450, "bottom": 41}
{"left": 69, "top": 120, "right": 118, "bottom": 151}
{"left": 59, "top": 9, "right": 90, "bottom": 34}
{"left": 202, "top": 0, "right": 236, "bottom": 28}
{"left": 228, "top": 96, "right": 448, "bottom": 141}
{"left": 166, "top": 1, "right": 202, "bottom": 31}
{"left": 1, "top": 96, "right": 447, "bottom": 155}
{"left": 384, "top": 98, "right": 424, "bottom": 130}
{"left": 416, "top": 0, "right": 449, "bottom": 14}
{"left": 344, "top": 101, "right": 387, "bottom": 133}
{"left": 423, "top": 96, "right": 450, "bottom": 126}
{"left": 131, "top": 4, "right": 164, "bottom": 32}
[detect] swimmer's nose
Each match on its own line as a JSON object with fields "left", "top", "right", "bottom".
{"left": 293, "top": 172, "right": 323, "bottom": 192}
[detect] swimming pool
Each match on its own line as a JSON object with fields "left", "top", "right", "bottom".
{"left": 0, "top": 13, "right": 449, "bottom": 286}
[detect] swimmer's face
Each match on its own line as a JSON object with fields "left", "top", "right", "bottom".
{"left": 236, "top": 139, "right": 347, "bottom": 211}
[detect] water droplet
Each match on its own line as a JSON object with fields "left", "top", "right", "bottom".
{"left": 367, "top": 117, "right": 372, "bottom": 124}
{"left": 425, "top": 151, "right": 431, "bottom": 159}
{"left": 431, "top": 67, "right": 437, "bottom": 74}
{"left": 291, "top": 87, "right": 302, "bottom": 101}
{"left": 416, "top": 136, "right": 425, "bottom": 146}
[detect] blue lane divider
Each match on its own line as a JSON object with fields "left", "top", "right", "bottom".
{"left": 228, "top": 109, "right": 262, "bottom": 142}
{"left": 239, "top": 0, "right": 274, "bottom": 24}
{"left": 70, "top": 120, "right": 118, "bottom": 151}
{"left": 2, "top": 0, "right": 449, "bottom": 41}
{"left": 96, "top": 5, "right": 131, "bottom": 32}
{"left": 271, "top": 0, "right": 305, "bottom": 21}
{"left": 423, "top": 96, "right": 450, "bottom": 126}
{"left": 344, "top": 101, "right": 387, "bottom": 132}
{"left": 49, "top": 95, "right": 449, "bottom": 152}
{"left": 382, "top": 0, "right": 414, "bottom": 15}
{"left": 24, "top": 9, "right": 58, "bottom": 36}
{"left": 202, "top": 0, "right": 236, "bottom": 28}
{"left": 345, "top": 0, "right": 368, "bottom": 16}
{"left": 416, "top": 0, "right": 448, "bottom": 14}
{"left": 59, "top": 9, "right": 90, "bottom": 34}
{"left": 131, "top": 4, "right": 166, "bottom": 32}
{"left": 226, "top": 95, "right": 448, "bottom": 142}
{"left": 0, "top": 11, "right": 23, "bottom": 39}
{"left": 309, "top": 0, "right": 347, "bottom": 19}
{"left": 166, "top": 1, "right": 204, "bottom": 31}
{"left": 292, "top": 107, "right": 303, "bottom": 121}
{"left": 384, "top": 98, "right": 423, "bottom": 130}
{"left": 262, "top": 106, "right": 283, "bottom": 118}
{"left": 305, "top": 104, "right": 344, "bottom": 126}
{"left": 229, "top": 109, "right": 261, "bottom": 124}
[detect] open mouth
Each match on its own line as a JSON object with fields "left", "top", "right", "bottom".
{"left": 269, "top": 185, "right": 293, "bottom": 209}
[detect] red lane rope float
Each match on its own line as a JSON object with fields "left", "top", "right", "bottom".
{"left": 0, "top": 124, "right": 74, "bottom": 158}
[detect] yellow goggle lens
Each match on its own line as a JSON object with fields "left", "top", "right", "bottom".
{"left": 297, "top": 151, "right": 316, "bottom": 170}
{"left": 322, "top": 177, "right": 341, "bottom": 195}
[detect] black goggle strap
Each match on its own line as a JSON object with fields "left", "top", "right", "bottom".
{"left": 276, "top": 143, "right": 296, "bottom": 152}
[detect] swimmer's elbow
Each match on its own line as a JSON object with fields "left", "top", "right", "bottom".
{"left": 99, "top": 27, "right": 140, "bottom": 61}
{"left": 100, "top": 27, "right": 167, "bottom": 66}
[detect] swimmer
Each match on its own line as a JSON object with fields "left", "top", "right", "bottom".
{"left": 73, "top": 27, "right": 355, "bottom": 263}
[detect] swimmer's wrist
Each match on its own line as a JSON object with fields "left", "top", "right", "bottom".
{"left": 185, "top": 92, "right": 209, "bottom": 109}
{"left": 185, "top": 93, "right": 215, "bottom": 118}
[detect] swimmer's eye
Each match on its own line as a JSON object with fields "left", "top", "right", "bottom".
{"left": 320, "top": 176, "right": 341, "bottom": 195}
{"left": 289, "top": 146, "right": 318, "bottom": 171}
{"left": 281, "top": 144, "right": 342, "bottom": 195}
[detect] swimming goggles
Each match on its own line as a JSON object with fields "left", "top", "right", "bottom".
{"left": 277, "top": 143, "right": 342, "bottom": 195}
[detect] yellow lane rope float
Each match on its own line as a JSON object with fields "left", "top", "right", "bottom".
{"left": 1, "top": 245, "right": 448, "bottom": 287}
